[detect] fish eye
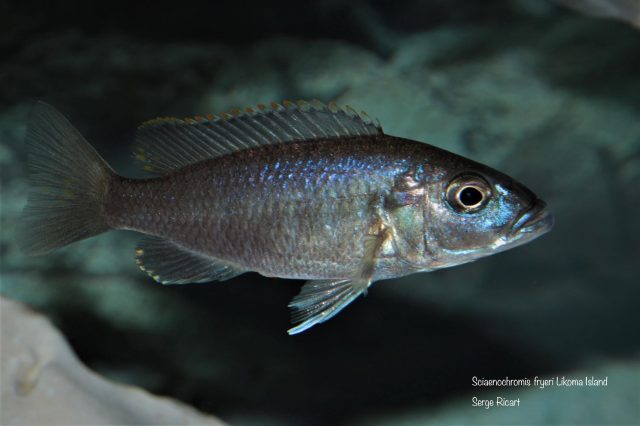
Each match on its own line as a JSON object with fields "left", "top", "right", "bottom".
{"left": 446, "top": 174, "right": 492, "bottom": 213}
{"left": 458, "top": 186, "right": 483, "bottom": 207}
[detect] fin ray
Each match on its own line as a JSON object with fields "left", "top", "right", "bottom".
{"left": 287, "top": 218, "right": 392, "bottom": 334}
{"left": 134, "top": 100, "right": 383, "bottom": 175}
{"left": 136, "top": 236, "right": 245, "bottom": 284}
{"left": 19, "top": 102, "right": 115, "bottom": 255}
{"left": 287, "top": 279, "right": 367, "bottom": 335}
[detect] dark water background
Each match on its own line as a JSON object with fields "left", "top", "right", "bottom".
{"left": 1, "top": 0, "right": 639, "bottom": 424}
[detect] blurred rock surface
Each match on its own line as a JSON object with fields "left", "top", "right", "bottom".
{"left": 556, "top": 0, "right": 640, "bottom": 27}
{"left": 0, "top": 297, "right": 226, "bottom": 426}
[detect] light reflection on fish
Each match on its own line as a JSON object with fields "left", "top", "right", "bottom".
{"left": 20, "top": 100, "right": 553, "bottom": 334}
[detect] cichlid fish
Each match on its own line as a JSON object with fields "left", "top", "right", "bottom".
{"left": 20, "top": 100, "right": 553, "bottom": 334}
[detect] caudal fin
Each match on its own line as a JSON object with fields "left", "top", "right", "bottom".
{"left": 19, "top": 102, "right": 115, "bottom": 255}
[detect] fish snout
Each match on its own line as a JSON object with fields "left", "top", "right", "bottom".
{"left": 509, "top": 199, "right": 554, "bottom": 237}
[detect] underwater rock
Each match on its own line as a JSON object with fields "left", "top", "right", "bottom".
{"left": 0, "top": 296, "right": 226, "bottom": 426}
{"left": 556, "top": 0, "right": 640, "bottom": 27}
{"left": 197, "top": 37, "right": 383, "bottom": 115}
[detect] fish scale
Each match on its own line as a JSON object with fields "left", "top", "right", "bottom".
{"left": 107, "top": 138, "right": 412, "bottom": 279}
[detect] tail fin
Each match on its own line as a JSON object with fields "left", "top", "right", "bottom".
{"left": 19, "top": 102, "right": 115, "bottom": 255}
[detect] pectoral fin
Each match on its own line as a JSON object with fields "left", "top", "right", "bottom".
{"left": 287, "top": 278, "right": 368, "bottom": 335}
{"left": 287, "top": 222, "right": 391, "bottom": 334}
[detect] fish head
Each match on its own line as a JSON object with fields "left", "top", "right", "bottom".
{"left": 419, "top": 158, "right": 554, "bottom": 269}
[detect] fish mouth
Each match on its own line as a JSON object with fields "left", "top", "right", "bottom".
{"left": 510, "top": 199, "right": 554, "bottom": 238}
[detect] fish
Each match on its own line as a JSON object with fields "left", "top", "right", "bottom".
{"left": 19, "top": 100, "right": 553, "bottom": 334}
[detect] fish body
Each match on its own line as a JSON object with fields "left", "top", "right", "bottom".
{"left": 20, "top": 101, "right": 553, "bottom": 334}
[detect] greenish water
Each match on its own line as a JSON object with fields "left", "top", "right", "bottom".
{"left": 1, "top": 1, "right": 639, "bottom": 425}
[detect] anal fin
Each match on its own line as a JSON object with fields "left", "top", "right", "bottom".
{"left": 136, "top": 236, "right": 245, "bottom": 284}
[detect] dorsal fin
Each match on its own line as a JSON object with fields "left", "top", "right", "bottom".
{"left": 134, "top": 100, "right": 383, "bottom": 175}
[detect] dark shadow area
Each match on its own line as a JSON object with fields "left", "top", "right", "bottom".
{"left": 1, "top": 0, "right": 545, "bottom": 53}
{"left": 532, "top": 20, "right": 640, "bottom": 112}
{"left": 54, "top": 274, "right": 561, "bottom": 425}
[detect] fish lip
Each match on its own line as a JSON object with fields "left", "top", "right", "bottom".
{"left": 510, "top": 199, "right": 554, "bottom": 237}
